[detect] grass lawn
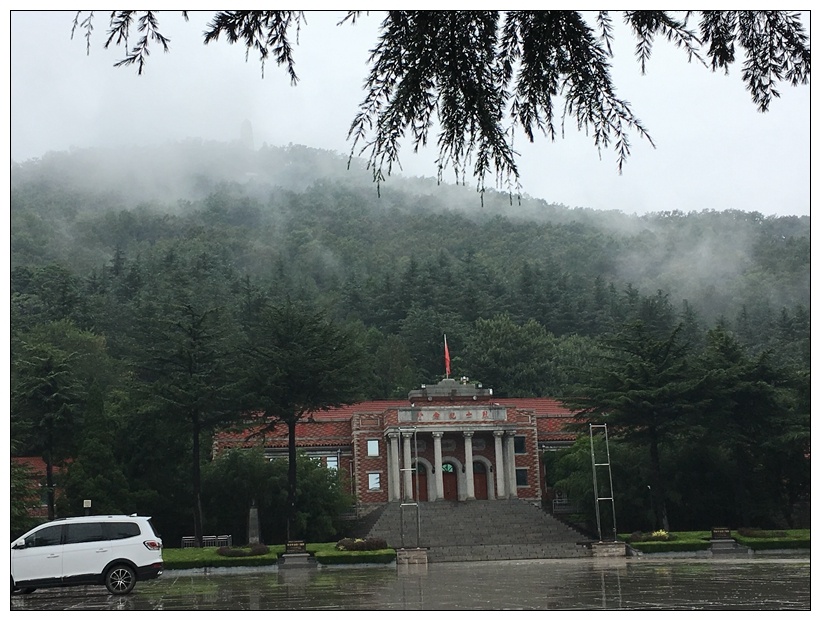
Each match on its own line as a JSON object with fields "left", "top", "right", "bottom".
{"left": 162, "top": 543, "right": 396, "bottom": 570}
{"left": 617, "top": 529, "right": 810, "bottom": 553}
{"left": 162, "top": 529, "right": 809, "bottom": 568}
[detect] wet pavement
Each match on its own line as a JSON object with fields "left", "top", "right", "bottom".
{"left": 10, "top": 554, "right": 811, "bottom": 611}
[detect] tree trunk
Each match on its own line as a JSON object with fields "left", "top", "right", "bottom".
{"left": 648, "top": 425, "right": 669, "bottom": 531}
{"left": 192, "top": 414, "right": 204, "bottom": 546}
{"left": 45, "top": 444, "right": 55, "bottom": 521}
{"left": 287, "top": 419, "right": 298, "bottom": 541}
{"left": 733, "top": 451, "right": 751, "bottom": 527}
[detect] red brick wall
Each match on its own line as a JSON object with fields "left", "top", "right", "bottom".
{"left": 352, "top": 413, "right": 389, "bottom": 508}
{"left": 512, "top": 424, "right": 541, "bottom": 499}
{"left": 210, "top": 403, "right": 579, "bottom": 509}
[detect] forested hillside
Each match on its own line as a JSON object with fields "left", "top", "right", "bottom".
{"left": 10, "top": 141, "right": 810, "bottom": 539}
{"left": 12, "top": 141, "right": 809, "bottom": 387}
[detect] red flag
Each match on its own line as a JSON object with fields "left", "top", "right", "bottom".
{"left": 444, "top": 335, "right": 451, "bottom": 377}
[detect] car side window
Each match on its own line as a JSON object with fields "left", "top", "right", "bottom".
{"left": 25, "top": 524, "right": 63, "bottom": 547}
{"left": 65, "top": 522, "right": 106, "bottom": 544}
{"left": 104, "top": 522, "right": 140, "bottom": 540}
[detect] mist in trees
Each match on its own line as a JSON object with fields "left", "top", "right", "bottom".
{"left": 10, "top": 142, "right": 809, "bottom": 539}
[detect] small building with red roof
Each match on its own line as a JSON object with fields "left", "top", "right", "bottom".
{"left": 11, "top": 456, "right": 62, "bottom": 518}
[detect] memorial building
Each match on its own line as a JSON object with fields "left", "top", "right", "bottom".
{"left": 215, "top": 377, "right": 577, "bottom": 515}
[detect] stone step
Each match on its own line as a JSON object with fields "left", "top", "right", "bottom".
{"left": 366, "top": 499, "right": 594, "bottom": 562}
{"left": 427, "top": 544, "right": 590, "bottom": 562}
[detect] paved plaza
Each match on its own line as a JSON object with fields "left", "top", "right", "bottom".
{"left": 10, "top": 555, "right": 811, "bottom": 611}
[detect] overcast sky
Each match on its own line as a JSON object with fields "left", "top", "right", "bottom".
{"left": 8, "top": 10, "right": 812, "bottom": 217}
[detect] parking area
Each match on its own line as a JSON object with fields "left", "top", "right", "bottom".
{"left": 10, "top": 556, "right": 811, "bottom": 611}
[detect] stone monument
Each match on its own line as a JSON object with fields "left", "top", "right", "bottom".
{"left": 248, "top": 499, "right": 260, "bottom": 545}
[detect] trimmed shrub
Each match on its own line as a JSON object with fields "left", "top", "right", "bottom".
{"left": 629, "top": 540, "right": 710, "bottom": 553}
{"left": 335, "top": 537, "right": 388, "bottom": 551}
{"left": 628, "top": 530, "right": 676, "bottom": 543}
{"left": 315, "top": 548, "right": 397, "bottom": 565}
{"left": 737, "top": 528, "right": 788, "bottom": 538}
{"left": 216, "top": 544, "right": 270, "bottom": 557}
{"left": 216, "top": 547, "right": 248, "bottom": 557}
{"left": 739, "top": 538, "right": 809, "bottom": 551}
{"left": 163, "top": 552, "right": 279, "bottom": 570}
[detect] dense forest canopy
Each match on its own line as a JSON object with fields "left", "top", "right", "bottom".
{"left": 11, "top": 140, "right": 809, "bottom": 345}
{"left": 10, "top": 140, "right": 809, "bottom": 540}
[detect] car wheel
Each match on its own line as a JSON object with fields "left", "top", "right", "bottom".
{"left": 104, "top": 564, "right": 136, "bottom": 595}
{"left": 20, "top": 587, "right": 37, "bottom": 594}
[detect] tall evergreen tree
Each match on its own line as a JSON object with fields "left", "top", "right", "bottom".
{"left": 11, "top": 321, "right": 109, "bottom": 519}
{"left": 694, "top": 326, "right": 810, "bottom": 526}
{"left": 562, "top": 319, "right": 703, "bottom": 531}
{"left": 239, "top": 300, "right": 364, "bottom": 540}
{"left": 134, "top": 298, "right": 241, "bottom": 545}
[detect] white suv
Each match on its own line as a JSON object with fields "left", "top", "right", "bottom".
{"left": 11, "top": 514, "right": 163, "bottom": 595}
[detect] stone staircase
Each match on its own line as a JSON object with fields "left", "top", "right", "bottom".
{"left": 366, "top": 499, "right": 594, "bottom": 562}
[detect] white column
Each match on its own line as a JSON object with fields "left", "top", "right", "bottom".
{"left": 402, "top": 432, "right": 413, "bottom": 500}
{"left": 389, "top": 432, "right": 400, "bottom": 501}
{"left": 494, "top": 430, "right": 506, "bottom": 499}
{"left": 505, "top": 431, "right": 518, "bottom": 498}
{"left": 433, "top": 431, "right": 444, "bottom": 501}
{"left": 464, "top": 431, "right": 475, "bottom": 500}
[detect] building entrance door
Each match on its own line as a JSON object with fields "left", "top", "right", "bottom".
{"left": 473, "top": 462, "right": 488, "bottom": 500}
{"left": 416, "top": 464, "right": 428, "bottom": 502}
{"left": 442, "top": 463, "right": 458, "bottom": 500}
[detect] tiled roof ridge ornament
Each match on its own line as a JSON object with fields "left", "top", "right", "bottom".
{"left": 407, "top": 377, "right": 493, "bottom": 405}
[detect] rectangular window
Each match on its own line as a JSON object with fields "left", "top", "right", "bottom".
{"left": 515, "top": 468, "right": 529, "bottom": 487}
{"left": 514, "top": 436, "right": 526, "bottom": 454}
{"left": 367, "top": 439, "right": 380, "bottom": 457}
{"left": 104, "top": 522, "right": 141, "bottom": 540}
{"left": 66, "top": 522, "right": 105, "bottom": 544}
{"left": 26, "top": 525, "right": 63, "bottom": 548}
{"left": 326, "top": 455, "right": 339, "bottom": 470}
{"left": 368, "top": 472, "right": 381, "bottom": 490}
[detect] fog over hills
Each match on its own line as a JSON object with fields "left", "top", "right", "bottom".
{"left": 11, "top": 139, "right": 809, "bottom": 332}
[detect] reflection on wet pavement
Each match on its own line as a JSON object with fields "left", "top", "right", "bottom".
{"left": 10, "top": 555, "right": 811, "bottom": 611}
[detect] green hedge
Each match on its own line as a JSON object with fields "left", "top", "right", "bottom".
{"left": 733, "top": 534, "right": 810, "bottom": 551}
{"left": 741, "top": 538, "right": 810, "bottom": 551}
{"left": 628, "top": 540, "right": 711, "bottom": 553}
{"left": 163, "top": 548, "right": 280, "bottom": 570}
{"left": 619, "top": 528, "right": 810, "bottom": 554}
{"left": 314, "top": 548, "right": 397, "bottom": 565}
{"left": 162, "top": 543, "right": 397, "bottom": 569}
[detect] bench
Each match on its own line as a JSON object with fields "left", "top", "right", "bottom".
{"left": 181, "top": 535, "right": 233, "bottom": 548}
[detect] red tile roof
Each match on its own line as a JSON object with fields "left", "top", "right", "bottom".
{"left": 310, "top": 400, "right": 407, "bottom": 419}
{"left": 494, "top": 397, "right": 573, "bottom": 417}
{"left": 314, "top": 398, "right": 573, "bottom": 419}
{"left": 215, "top": 397, "right": 581, "bottom": 448}
{"left": 12, "top": 456, "right": 49, "bottom": 477}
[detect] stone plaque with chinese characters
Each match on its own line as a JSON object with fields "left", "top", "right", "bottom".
{"left": 398, "top": 406, "right": 507, "bottom": 423}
